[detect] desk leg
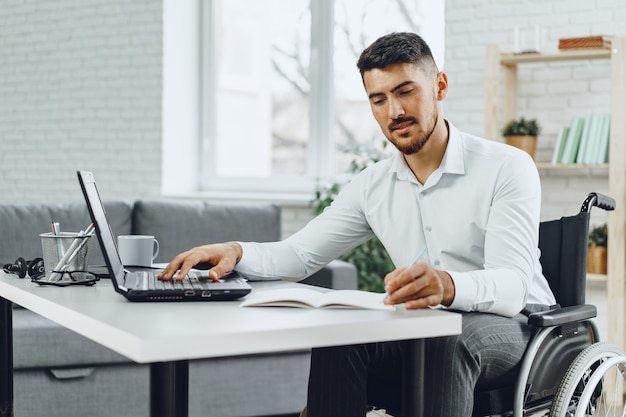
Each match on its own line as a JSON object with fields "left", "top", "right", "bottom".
{"left": 150, "top": 361, "right": 189, "bottom": 417}
{"left": 0, "top": 297, "right": 13, "bottom": 417}
{"left": 402, "top": 339, "right": 424, "bottom": 417}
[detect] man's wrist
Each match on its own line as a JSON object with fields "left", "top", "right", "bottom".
{"left": 438, "top": 270, "right": 455, "bottom": 306}
{"left": 226, "top": 242, "right": 243, "bottom": 264}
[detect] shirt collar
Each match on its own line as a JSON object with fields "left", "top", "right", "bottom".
{"left": 391, "top": 120, "right": 466, "bottom": 182}
{"left": 440, "top": 121, "right": 465, "bottom": 175}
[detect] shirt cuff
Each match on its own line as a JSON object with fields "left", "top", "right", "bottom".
{"left": 234, "top": 242, "right": 282, "bottom": 281}
{"left": 236, "top": 242, "right": 254, "bottom": 267}
{"left": 234, "top": 242, "right": 269, "bottom": 281}
{"left": 447, "top": 271, "right": 476, "bottom": 312}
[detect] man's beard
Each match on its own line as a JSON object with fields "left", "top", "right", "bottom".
{"left": 388, "top": 107, "right": 438, "bottom": 155}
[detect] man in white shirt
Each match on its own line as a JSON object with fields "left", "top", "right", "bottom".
{"left": 159, "top": 32, "right": 556, "bottom": 416}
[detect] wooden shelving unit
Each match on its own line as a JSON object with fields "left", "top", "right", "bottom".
{"left": 484, "top": 38, "right": 626, "bottom": 351}
{"left": 535, "top": 163, "right": 608, "bottom": 170}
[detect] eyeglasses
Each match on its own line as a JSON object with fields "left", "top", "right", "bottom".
{"left": 32, "top": 270, "right": 99, "bottom": 287}
{"left": 31, "top": 270, "right": 99, "bottom": 287}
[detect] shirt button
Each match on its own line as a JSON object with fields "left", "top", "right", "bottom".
{"left": 425, "top": 226, "right": 432, "bottom": 232}
{"left": 434, "top": 259, "right": 441, "bottom": 266}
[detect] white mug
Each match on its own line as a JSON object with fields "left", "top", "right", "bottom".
{"left": 117, "top": 235, "right": 159, "bottom": 267}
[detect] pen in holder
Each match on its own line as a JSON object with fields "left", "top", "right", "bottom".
{"left": 40, "top": 224, "right": 94, "bottom": 281}
{"left": 51, "top": 222, "right": 65, "bottom": 262}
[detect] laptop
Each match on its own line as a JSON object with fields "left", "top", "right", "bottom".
{"left": 77, "top": 170, "right": 252, "bottom": 302}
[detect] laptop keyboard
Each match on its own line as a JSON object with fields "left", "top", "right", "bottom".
{"left": 126, "top": 270, "right": 211, "bottom": 291}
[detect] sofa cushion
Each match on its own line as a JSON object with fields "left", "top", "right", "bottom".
{"left": 15, "top": 363, "right": 150, "bottom": 417}
{"left": 131, "top": 199, "right": 281, "bottom": 263}
{"left": 0, "top": 201, "right": 132, "bottom": 267}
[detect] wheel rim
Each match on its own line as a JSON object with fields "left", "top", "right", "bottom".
{"left": 573, "top": 356, "right": 626, "bottom": 417}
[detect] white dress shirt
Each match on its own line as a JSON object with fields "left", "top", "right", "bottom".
{"left": 237, "top": 122, "right": 556, "bottom": 317}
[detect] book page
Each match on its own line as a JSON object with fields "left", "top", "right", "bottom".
{"left": 317, "top": 290, "right": 395, "bottom": 310}
{"left": 240, "top": 288, "right": 394, "bottom": 310}
{"left": 240, "top": 288, "right": 324, "bottom": 308}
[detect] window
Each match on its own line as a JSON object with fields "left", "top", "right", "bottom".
{"left": 200, "top": 0, "right": 444, "bottom": 199}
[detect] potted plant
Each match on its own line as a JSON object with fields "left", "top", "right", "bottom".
{"left": 587, "top": 223, "right": 608, "bottom": 274}
{"left": 502, "top": 117, "right": 541, "bottom": 159}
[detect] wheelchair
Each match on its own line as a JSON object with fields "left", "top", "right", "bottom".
{"left": 301, "top": 193, "right": 626, "bottom": 417}
{"left": 474, "top": 192, "right": 626, "bottom": 417}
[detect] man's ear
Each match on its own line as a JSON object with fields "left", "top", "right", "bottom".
{"left": 436, "top": 72, "right": 448, "bottom": 100}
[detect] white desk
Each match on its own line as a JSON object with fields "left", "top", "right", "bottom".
{"left": 0, "top": 272, "right": 462, "bottom": 417}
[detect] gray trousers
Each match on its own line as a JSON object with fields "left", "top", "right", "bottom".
{"left": 306, "top": 312, "right": 532, "bottom": 417}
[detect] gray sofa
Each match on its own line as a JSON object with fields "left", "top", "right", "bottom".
{"left": 0, "top": 199, "right": 357, "bottom": 417}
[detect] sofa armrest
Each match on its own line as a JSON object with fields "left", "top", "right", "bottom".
{"left": 300, "top": 260, "right": 358, "bottom": 290}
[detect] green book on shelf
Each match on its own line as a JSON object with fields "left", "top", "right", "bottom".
{"left": 580, "top": 114, "right": 599, "bottom": 164}
{"left": 586, "top": 114, "right": 601, "bottom": 164}
{"left": 551, "top": 126, "right": 569, "bottom": 164}
{"left": 594, "top": 114, "right": 610, "bottom": 164}
{"left": 559, "top": 117, "right": 585, "bottom": 164}
{"left": 584, "top": 114, "right": 604, "bottom": 164}
{"left": 575, "top": 115, "right": 596, "bottom": 164}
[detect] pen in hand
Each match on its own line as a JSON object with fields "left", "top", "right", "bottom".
{"left": 381, "top": 246, "right": 427, "bottom": 303}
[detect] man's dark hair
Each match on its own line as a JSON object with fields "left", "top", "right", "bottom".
{"left": 357, "top": 32, "right": 438, "bottom": 78}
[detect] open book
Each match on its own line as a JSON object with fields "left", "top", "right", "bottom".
{"left": 240, "top": 288, "right": 395, "bottom": 310}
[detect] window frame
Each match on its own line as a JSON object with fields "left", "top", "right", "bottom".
{"left": 196, "top": 0, "right": 444, "bottom": 202}
{"left": 199, "top": 0, "right": 335, "bottom": 200}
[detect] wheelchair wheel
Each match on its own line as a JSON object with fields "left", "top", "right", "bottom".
{"left": 549, "top": 342, "right": 626, "bottom": 417}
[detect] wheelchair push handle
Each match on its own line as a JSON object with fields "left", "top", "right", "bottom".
{"left": 581, "top": 192, "right": 616, "bottom": 213}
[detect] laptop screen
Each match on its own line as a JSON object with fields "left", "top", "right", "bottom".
{"left": 77, "top": 171, "right": 126, "bottom": 287}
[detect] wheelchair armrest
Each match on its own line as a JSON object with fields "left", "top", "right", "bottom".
{"left": 527, "top": 304, "right": 597, "bottom": 327}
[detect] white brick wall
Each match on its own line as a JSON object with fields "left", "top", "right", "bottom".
{"left": 444, "top": 0, "right": 626, "bottom": 226}
{"left": 0, "top": 0, "right": 163, "bottom": 204}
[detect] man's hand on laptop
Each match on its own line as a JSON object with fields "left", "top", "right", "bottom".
{"left": 157, "top": 242, "right": 243, "bottom": 282}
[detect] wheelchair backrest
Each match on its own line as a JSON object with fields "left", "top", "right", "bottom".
{"left": 538, "top": 211, "right": 590, "bottom": 308}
